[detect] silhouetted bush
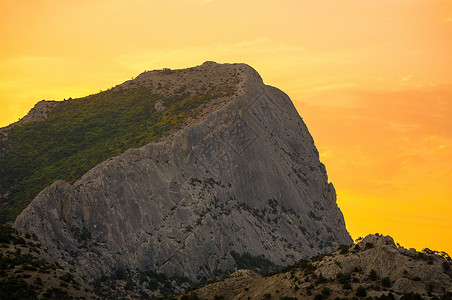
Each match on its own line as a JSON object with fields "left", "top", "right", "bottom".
{"left": 365, "top": 242, "right": 374, "bottom": 250}
{"left": 339, "top": 244, "right": 350, "bottom": 254}
{"left": 321, "top": 287, "right": 331, "bottom": 297}
{"left": 400, "top": 292, "right": 424, "bottom": 300}
{"left": 382, "top": 276, "right": 392, "bottom": 288}
{"left": 369, "top": 269, "right": 378, "bottom": 281}
{"left": 356, "top": 286, "right": 367, "bottom": 298}
{"left": 0, "top": 277, "right": 38, "bottom": 299}
{"left": 443, "top": 261, "right": 451, "bottom": 273}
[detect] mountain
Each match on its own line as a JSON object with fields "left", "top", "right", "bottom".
{"left": 185, "top": 234, "right": 452, "bottom": 300}
{"left": 9, "top": 62, "right": 352, "bottom": 284}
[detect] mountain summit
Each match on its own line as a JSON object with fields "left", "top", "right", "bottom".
{"left": 11, "top": 62, "right": 352, "bottom": 282}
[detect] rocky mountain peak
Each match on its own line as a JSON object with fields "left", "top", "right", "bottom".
{"left": 13, "top": 62, "right": 352, "bottom": 283}
{"left": 115, "top": 61, "right": 261, "bottom": 99}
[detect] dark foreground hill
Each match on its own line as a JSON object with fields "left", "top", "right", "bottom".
{"left": 8, "top": 62, "right": 351, "bottom": 283}
{"left": 182, "top": 234, "right": 452, "bottom": 300}
{"left": 2, "top": 227, "right": 451, "bottom": 299}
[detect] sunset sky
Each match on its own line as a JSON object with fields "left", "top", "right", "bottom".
{"left": 1, "top": 0, "right": 451, "bottom": 254}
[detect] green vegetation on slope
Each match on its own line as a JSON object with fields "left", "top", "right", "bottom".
{"left": 92, "top": 267, "right": 192, "bottom": 299}
{"left": 0, "top": 84, "right": 235, "bottom": 222}
{"left": 230, "top": 251, "right": 276, "bottom": 275}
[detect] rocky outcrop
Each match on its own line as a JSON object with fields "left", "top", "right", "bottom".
{"left": 14, "top": 62, "right": 352, "bottom": 282}
{"left": 191, "top": 234, "right": 452, "bottom": 300}
{"left": 0, "top": 100, "right": 59, "bottom": 140}
{"left": 316, "top": 234, "right": 452, "bottom": 296}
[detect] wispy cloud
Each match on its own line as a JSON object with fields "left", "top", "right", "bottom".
{"left": 402, "top": 75, "right": 413, "bottom": 82}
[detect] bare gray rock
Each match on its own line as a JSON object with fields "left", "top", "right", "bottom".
{"left": 14, "top": 62, "right": 352, "bottom": 282}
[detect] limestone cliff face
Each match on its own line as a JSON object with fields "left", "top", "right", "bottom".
{"left": 14, "top": 62, "right": 352, "bottom": 282}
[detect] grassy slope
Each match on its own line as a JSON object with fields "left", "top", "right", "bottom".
{"left": 0, "top": 83, "right": 235, "bottom": 222}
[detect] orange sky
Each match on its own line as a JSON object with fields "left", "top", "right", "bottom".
{"left": 1, "top": 0, "right": 451, "bottom": 254}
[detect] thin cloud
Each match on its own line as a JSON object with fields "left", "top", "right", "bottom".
{"left": 402, "top": 75, "right": 413, "bottom": 81}
{"left": 113, "top": 38, "right": 305, "bottom": 71}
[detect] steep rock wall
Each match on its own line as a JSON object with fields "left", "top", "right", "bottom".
{"left": 14, "top": 63, "right": 352, "bottom": 281}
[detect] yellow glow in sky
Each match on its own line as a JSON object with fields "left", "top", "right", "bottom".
{"left": 1, "top": 0, "right": 451, "bottom": 253}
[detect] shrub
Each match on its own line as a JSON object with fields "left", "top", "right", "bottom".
{"left": 182, "top": 292, "right": 200, "bottom": 300}
{"left": 337, "top": 272, "right": 351, "bottom": 284}
{"left": 113, "top": 268, "right": 126, "bottom": 280}
{"left": 34, "top": 276, "right": 43, "bottom": 285}
{"left": 339, "top": 244, "right": 350, "bottom": 254}
{"left": 124, "top": 279, "right": 135, "bottom": 290}
{"left": 0, "top": 277, "right": 38, "bottom": 299}
{"left": 356, "top": 286, "right": 367, "bottom": 298}
{"left": 343, "top": 282, "right": 352, "bottom": 290}
{"left": 42, "top": 287, "right": 69, "bottom": 298}
{"left": 230, "top": 251, "right": 275, "bottom": 274}
{"left": 369, "top": 269, "right": 378, "bottom": 281}
{"left": 315, "top": 274, "right": 327, "bottom": 284}
{"left": 321, "top": 287, "right": 331, "bottom": 297}
{"left": 443, "top": 261, "right": 451, "bottom": 273}
{"left": 376, "top": 293, "right": 396, "bottom": 300}
{"left": 381, "top": 277, "right": 391, "bottom": 288}
{"left": 400, "top": 292, "right": 423, "bottom": 300}
{"left": 58, "top": 272, "right": 74, "bottom": 283}
{"left": 365, "top": 242, "right": 374, "bottom": 250}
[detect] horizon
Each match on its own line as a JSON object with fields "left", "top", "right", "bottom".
{"left": 1, "top": 0, "right": 451, "bottom": 255}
